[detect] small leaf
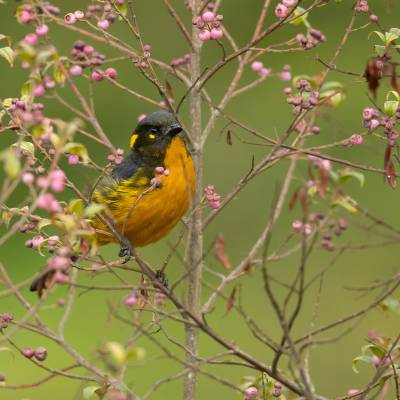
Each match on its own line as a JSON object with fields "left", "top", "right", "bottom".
{"left": 104, "top": 341, "right": 126, "bottom": 365}
{"left": 215, "top": 233, "right": 231, "bottom": 269}
{"left": 371, "top": 31, "right": 386, "bottom": 43}
{"left": 11, "top": 141, "right": 34, "bottom": 157}
{"left": 226, "top": 130, "right": 232, "bottom": 146}
{"left": 225, "top": 286, "right": 237, "bottom": 316}
{"left": 126, "top": 346, "right": 146, "bottom": 361}
{"left": 69, "top": 199, "right": 85, "bottom": 216}
{"left": 165, "top": 79, "right": 174, "bottom": 101}
{"left": 381, "top": 298, "right": 400, "bottom": 315}
{"left": 0, "top": 46, "right": 14, "bottom": 66}
{"left": 53, "top": 63, "right": 66, "bottom": 85}
{"left": 352, "top": 355, "right": 373, "bottom": 373}
{"left": 37, "top": 219, "right": 51, "bottom": 231}
{"left": 0, "top": 149, "right": 21, "bottom": 179}
{"left": 289, "top": 6, "right": 308, "bottom": 26}
{"left": 83, "top": 386, "right": 101, "bottom": 399}
{"left": 338, "top": 169, "right": 365, "bottom": 187}
{"left": 331, "top": 195, "right": 358, "bottom": 214}
{"left": 374, "top": 45, "right": 386, "bottom": 57}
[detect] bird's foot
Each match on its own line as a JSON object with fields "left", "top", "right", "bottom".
{"left": 119, "top": 238, "right": 134, "bottom": 263}
{"left": 155, "top": 270, "right": 168, "bottom": 288}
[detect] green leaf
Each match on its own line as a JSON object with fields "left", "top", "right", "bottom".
{"left": 0, "top": 46, "right": 14, "bottom": 66}
{"left": 320, "top": 81, "right": 344, "bottom": 92}
{"left": 53, "top": 63, "right": 66, "bottom": 85}
{"left": 385, "top": 31, "right": 399, "bottom": 45}
{"left": 62, "top": 142, "right": 89, "bottom": 163}
{"left": 83, "top": 386, "right": 100, "bottom": 399}
{"left": 290, "top": 6, "right": 309, "bottom": 26}
{"left": 381, "top": 298, "right": 400, "bottom": 315}
{"left": 0, "top": 149, "right": 21, "bottom": 179}
{"left": 338, "top": 169, "right": 365, "bottom": 187}
{"left": 384, "top": 100, "right": 398, "bottom": 117}
{"left": 69, "top": 199, "right": 85, "bottom": 216}
{"left": 389, "top": 28, "right": 400, "bottom": 37}
{"left": 352, "top": 355, "right": 373, "bottom": 373}
{"left": 11, "top": 141, "right": 34, "bottom": 157}
{"left": 331, "top": 195, "right": 358, "bottom": 214}
{"left": 104, "top": 341, "right": 126, "bottom": 365}
{"left": 370, "top": 31, "right": 386, "bottom": 43}
{"left": 36, "top": 49, "right": 54, "bottom": 65}
{"left": 37, "top": 219, "right": 52, "bottom": 231}
{"left": 375, "top": 45, "right": 386, "bottom": 57}
{"left": 126, "top": 346, "right": 146, "bottom": 362}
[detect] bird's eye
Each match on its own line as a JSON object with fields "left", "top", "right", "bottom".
{"left": 148, "top": 128, "right": 158, "bottom": 139}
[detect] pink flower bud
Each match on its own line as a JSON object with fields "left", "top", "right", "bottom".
{"left": 155, "top": 166, "right": 165, "bottom": 174}
{"left": 22, "top": 347, "right": 35, "bottom": 359}
{"left": 53, "top": 271, "right": 69, "bottom": 284}
{"left": 279, "top": 70, "right": 292, "bottom": 82}
{"left": 292, "top": 220, "right": 303, "bottom": 232}
{"left": 48, "top": 255, "right": 70, "bottom": 270}
{"left": 303, "top": 223, "right": 312, "bottom": 235}
{"left": 35, "top": 24, "right": 49, "bottom": 36}
{"left": 350, "top": 134, "right": 363, "bottom": 145}
{"left": 198, "top": 29, "right": 211, "bottom": 41}
{"left": 31, "top": 235, "right": 44, "bottom": 248}
{"left": 83, "top": 45, "right": 94, "bottom": 55}
{"left": 74, "top": 10, "right": 85, "bottom": 19}
{"left": 275, "top": 3, "right": 289, "bottom": 19}
{"left": 259, "top": 67, "right": 271, "bottom": 78}
{"left": 371, "top": 355, "right": 380, "bottom": 366}
{"left": 105, "top": 67, "right": 118, "bottom": 79}
{"left": 19, "top": 10, "right": 33, "bottom": 24}
{"left": 24, "top": 33, "right": 38, "bottom": 46}
{"left": 244, "top": 386, "right": 258, "bottom": 399}
{"left": 124, "top": 294, "right": 137, "bottom": 306}
{"left": 64, "top": 13, "right": 77, "bottom": 25}
{"left": 347, "top": 389, "right": 359, "bottom": 397}
{"left": 210, "top": 28, "right": 223, "bottom": 40}
{"left": 68, "top": 154, "right": 79, "bottom": 165}
{"left": 369, "top": 119, "right": 379, "bottom": 131}
{"left": 33, "top": 84, "right": 45, "bottom": 97}
{"left": 163, "top": 169, "right": 170, "bottom": 176}
{"left": 69, "top": 65, "right": 83, "bottom": 76}
{"left": 282, "top": 0, "right": 298, "bottom": 6}
{"left": 201, "top": 11, "right": 215, "bottom": 22}
{"left": 22, "top": 172, "right": 35, "bottom": 185}
{"left": 97, "top": 19, "right": 110, "bottom": 30}
{"left": 34, "top": 347, "right": 48, "bottom": 362}
{"left": 251, "top": 61, "right": 264, "bottom": 72}
{"left": 91, "top": 70, "right": 104, "bottom": 81}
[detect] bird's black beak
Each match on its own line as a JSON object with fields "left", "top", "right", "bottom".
{"left": 167, "top": 123, "right": 182, "bottom": 137}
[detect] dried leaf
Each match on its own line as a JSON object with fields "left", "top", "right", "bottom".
{"left": 215, "top": 233, "right": 231, "bottom": 269}
{"left": 224, "top": 286, "right": 237, "bottom": 316}
{"left": 365, "top": 58, "right": 383, "bottom": 98}
{"left": 385, "top": 159, "right": 397, "bottom": 189}
{"left": 288, "top": 188, "right": 299, "bottom": 210}
{"left": 165, "top": 79, "right": 174, "bottom": 101}
{"left": 226, "top": 130, "right": 232, "bottom": 146}
{"left": 299, "top": 188, "right": 308, "bottom": 214}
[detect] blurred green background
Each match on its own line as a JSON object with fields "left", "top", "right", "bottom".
{"left": 1, "top": 0, "right": 400, "bottom": 399}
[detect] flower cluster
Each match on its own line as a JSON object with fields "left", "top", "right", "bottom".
{"left": 292, "top": 220, "right": 312, "bottom": 235}
{"left": 355, "top": 0, "right": 369, "bottom": 13}
{"left": 170, "top": 53, "right": 191, "bottom": 68}
{"left": 17, "top": 2, "right": 60, "bottom": 25}
{"left": 0, "top": 312, "right": 14, "bottom": 329}
{"left": 22, "top": 346, "right": 48, "bottom": 362}
{"left": 275, "top": 0, "right": 298, "bottom": 19}
{"left": 362, "top": 107, "right": 399, "bottom": 146}
{"left": 309, "top": 214, "right": 348, "bottom": 251}
{"left": 204, "top": 185, "right": 221, "bottom": 209}
{"left": 251, "top": 61, "right": 271, "bottom": 78}
{"left": 134, "top": 44, "right": 152, "bottom": 69}
{"left": 193, "top": 5, "right": 224, "bottom": 41}
{"left": 286, "top": 80, "right": 320, "bottom": 115}
{"left": 296, "top": 29, "right": 326, "bottom": 50}
{"left": 64, "top": 1, "right": 125, "bottom": 29}
{"left": 69, "top": 40, "right": 106, "bottom": 75}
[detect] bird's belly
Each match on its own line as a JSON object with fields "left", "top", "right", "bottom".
{"left": 121, "top": 177, "right": 191, "bottom": 246}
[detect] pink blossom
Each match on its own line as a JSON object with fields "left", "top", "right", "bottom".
{"left": 259, "top": 67, "right": 271, "bottom": 78}
{"left": 64, "top": 13, "right": 77, "bottom": 25}
{"left": 201, "top": 11, "right": 215, "bottom": 22}
{"left": 97, "top": 19, "right": 110, "bottom": 30}
{"left": 33, "top": 84, "right": 45, "bottom": 97}
{"left": 244, "top": 386, "right": 258, "bottom": 399}
{"left": 22, "top": 172, "right": 35, "bottom": 185}
{"left": 48, "top": 255, "right": 71, "bottom": 270}
{"left": 347, "top": 389, "right": 359, "bottom": 397}
{"left": 204, "top": 184, "right": 221, "bottom": 209}
{"left": 251, "top": 61, "right": 264, "bottom": 72}
{"left": 24, "top": 33, "right": 38, "bottom": 46}
{"left": 369, "top": 119, "right": 379, "bottom": 131}
{"left": 68, "top": 154, "right": 79, "bottom": 165}
{"left": 69, "top": 65, "right": 83, "bottom": 76}
{"left": 282, "top": 0, "right": 298, "bottom": 6}
{"left": 210, "top": 28, "right": 223, "bottom": 40}
{"left": 198, "top": 29, "right": 211, "bottom": 41}
{"left": 74, "top": 10, "right": 85, "bottom": 19}
{"left": 105, "top": 67, "right": 118, "bottom": 79}
{"left": 275, "top": 3, "right": 289, "bottom": 19}
{"left": 350, "top": 134, "right": 363, "bottom": 145}
{"left": 35, "top": 24, "right": 49, "bottom": 36}
{"left": 279, "top": 70, "right": 292, "bottom": 81}
{"left": 292, "top": 220, "right": 303, "bottom": 232}
{"left": 49, "top": 170, "right": 66, "bottom": 192}
{"left": 124, "top": 293, "right": 138, "bottom": 306}
{"left": 91, "top": 70, "right": 104, "bottom": 81}
{"left": 19, "top": 10, "right": 34, "bottom": 24}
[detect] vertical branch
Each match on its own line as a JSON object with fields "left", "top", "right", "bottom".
{"left": 183, "top": 2, "right": 203, "bottom": 399}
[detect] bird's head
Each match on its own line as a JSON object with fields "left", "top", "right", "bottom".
{"left": 129, "top": 111, "right": 182, "bottom": 159}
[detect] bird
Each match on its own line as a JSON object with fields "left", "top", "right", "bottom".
{"left": 30, "top": 111, "right": 196, "bottom": 295}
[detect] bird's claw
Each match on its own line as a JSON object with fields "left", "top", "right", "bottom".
{"left": 155, "top": 270, "right": 168, "bottom": 288}
{"left": 119, "top": 239, "right": 133, "bottom": 263}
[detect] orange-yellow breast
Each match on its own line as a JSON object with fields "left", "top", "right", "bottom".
{"left": 93, "top": 137, "right": 195, "bottom": 247}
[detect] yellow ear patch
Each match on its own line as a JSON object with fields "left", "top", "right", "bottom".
{"left": 130, "top": 134, "right": 139, "bottom": 147}
{"left": 148, "top": 133, "right": 156, "bottom": 139}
